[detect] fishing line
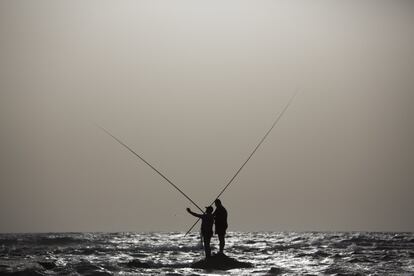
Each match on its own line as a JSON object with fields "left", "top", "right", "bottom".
{"left": 97, "top": 125, "right": 204, "bottom": 213}
{"left": 185, "top": 90, "right": 299, "bottom": 235}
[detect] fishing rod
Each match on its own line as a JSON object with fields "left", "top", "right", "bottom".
{"left": 97, "top": 125, "right": 205, "bottom": 214}
{"left": 184, "top": 90, "right": 298, "bottom": 235}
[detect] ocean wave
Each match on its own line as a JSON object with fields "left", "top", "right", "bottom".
{"left": 0, "top": 269, "right": 45, "bottom": 276}
{"left": 35, "top": 235, "right": 90, "bottom": 245}
{"left": 324, "top": 264, "right": 365, "bottom": 276}
{"left": 123, "top": 259, "right": 190, "bottom": 269}
{"left": 0, "top": 234, "right": 90, "bottom": 246}
{"left": 72, "top": 260, "right": 112, "bottom": 275}
{"left": 133, "top": 244, "right": 203, "bottom": 253}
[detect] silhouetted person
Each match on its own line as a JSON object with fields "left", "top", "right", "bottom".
{"left": 186, "top": 206, "right": 214, "bottom": 258}
{"left": 213, "top": 199, "right": 228, "bottom": 254}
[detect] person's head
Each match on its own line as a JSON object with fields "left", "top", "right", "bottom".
{"left": 214, "top": 199, "right": 222, "bottom": 207}
{"left": 205, "top": 206, "right": 214, "bottom": 214}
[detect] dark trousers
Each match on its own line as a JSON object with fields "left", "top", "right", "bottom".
{"left": 203, "top": 235, "right": 212, "bottom": 258}
{"left": 217, "top": 233, "right": 225, "bottom": 253}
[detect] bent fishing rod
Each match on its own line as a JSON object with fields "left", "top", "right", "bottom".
{"left": 184, "top": 90, "right": 298, "bottom": 236}
{"left": 97, "top": 125, "right": 204, "bottom": 214}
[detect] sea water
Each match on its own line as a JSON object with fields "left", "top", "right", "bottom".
{"left": 1, "top": 231, "right": 413, "bottom": 275}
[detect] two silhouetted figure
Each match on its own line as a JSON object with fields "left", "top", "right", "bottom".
{"left": 186, "top": 199, "right": 228, "bottom": 258}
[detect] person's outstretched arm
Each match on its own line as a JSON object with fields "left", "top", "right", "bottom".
{"left": 186, "top": 208, "right": 203, "bottom": 218}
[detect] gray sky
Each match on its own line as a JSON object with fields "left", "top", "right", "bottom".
{"left": 1, "top": 0, "right": 413, "bottom": 233}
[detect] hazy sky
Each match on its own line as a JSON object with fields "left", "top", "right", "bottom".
{"left": 1, "top": 1, "right": 413, "bottom": 233}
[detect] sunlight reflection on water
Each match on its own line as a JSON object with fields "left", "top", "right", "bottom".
{"left": 0, "top": 231, "right": 413, "bottom": 275}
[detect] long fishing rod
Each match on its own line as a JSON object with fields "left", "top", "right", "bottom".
{"left": 185, "top": 90, "right": 298, "bottom": 235}
{"left": 97, "top": 125, "right": 205, "bottom": 213}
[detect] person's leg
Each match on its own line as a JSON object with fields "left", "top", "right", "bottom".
{"left": 203, "top": 236, "right": 211, "bottom": 258}
{"left": 218, "top": 233, "right": 225, "bottom": 253}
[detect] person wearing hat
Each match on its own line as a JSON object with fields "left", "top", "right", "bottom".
{"left": 186, "top": 206, "right": 214, "bottom": 258}
{"left": 213, "top": 199, "right": 228, "bottom": 254}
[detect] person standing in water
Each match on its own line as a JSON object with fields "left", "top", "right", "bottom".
{"left": 213, "top": 199, "right": 228, "bottom": 254}
{"left": 186, "top": 206, "right": 214, "bottom": 258}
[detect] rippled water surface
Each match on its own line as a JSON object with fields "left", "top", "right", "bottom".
{"left": 1, "top": 232, "right": 413, "bottom": 275}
